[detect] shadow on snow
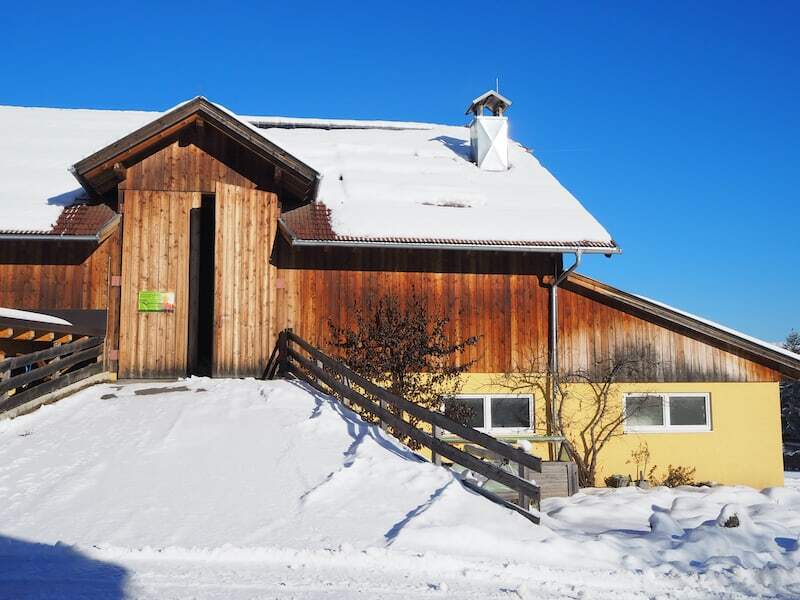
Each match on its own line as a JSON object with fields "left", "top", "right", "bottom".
{"left": 0, "top": 534, "right": 127, "bottom": 599}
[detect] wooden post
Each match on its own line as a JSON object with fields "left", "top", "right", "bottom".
{"left": 518, "top": 462, "right": 529, "bottom": 510}
{"left": 0, "top": 364, "right": 9, "bottom": 407}
{"left": 431, "top": 424, "right": 439, "bottom": 466}
{"left": 278, "top": 328, "right": 291, "bottom": 377}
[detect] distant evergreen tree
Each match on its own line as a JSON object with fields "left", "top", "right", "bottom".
{"left": 781, "top": 330, "right": 800, "bottom": 448}
{"left": 784, "top": 330, "right": 800, "bottom": 354}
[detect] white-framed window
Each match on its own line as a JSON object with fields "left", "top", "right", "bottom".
{"left": 623, "top": 393, "right": 711, "bottom": 433}
{"left": 444, "top": 394, "right": 534, "bottom": 432}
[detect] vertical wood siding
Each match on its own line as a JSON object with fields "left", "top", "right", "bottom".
{"left": 274, "top": 244, "right": 780, "bottom": 382}
{"left": 118, "top": 190, "right": 198, "bottom": 378}
{"left": 0, "top": 234, "right": 117, "bottom": 310}
{"left": 556, "top": 285, "right": 779, "bottom": 382}
{"left": 213, "top": 183, "right": 278, "bottom": 377}
{"left": 274, "top": 246, "right": 556, "bottom": 374}
{"left": 119, "top": 126, "right": 273, "bottom": 193}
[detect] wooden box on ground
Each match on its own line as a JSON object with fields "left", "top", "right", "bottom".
{"left": 537, "top": 461, "right": 579, "bottom": 499}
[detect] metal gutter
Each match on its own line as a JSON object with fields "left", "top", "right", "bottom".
{"left": 0, "top": 233, "right": 99, "bottom": 242}
{"left": 0, "top": 213, "right": 121, "bottom": 244}
{"left": 278, "top": 218, "right": 621, "bottom": 255}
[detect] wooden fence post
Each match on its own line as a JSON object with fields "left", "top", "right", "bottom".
{"left": 518, "top": 463, "right": 529, "bottom": 510}
{"left": 0, "top": 365, "right": 9, "bottom": 407}
{"left": 431, "top": 424, "right": 441, "bottom": 466}
{"left": 278, "top": 328, "right": 291, "bottom": 377}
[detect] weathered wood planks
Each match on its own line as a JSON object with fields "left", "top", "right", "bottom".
{"left": 273, "top": 243, "right": 780, "bottom": 382}
{"left": 213, "top": 183, "right": 277, "bottom": 377}
{"left": 118, "top": 190, "right": 197, "bottom": 378}
{"left": 0, "top": 234, "right": 118, "bottom": 311}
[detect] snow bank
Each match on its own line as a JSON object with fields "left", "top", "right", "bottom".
{"left": 0, "top": 379, "right": 798, "bottom": 598}
{"left": 0, "top": 378, "right": 546, "bottom": 552}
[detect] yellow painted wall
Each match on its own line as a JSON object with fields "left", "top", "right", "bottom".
{"left": 458, "top": 375, "right": 784, "bottom": 489}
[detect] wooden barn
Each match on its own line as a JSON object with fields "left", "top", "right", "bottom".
{"left": 0, "top": 94, "right": 797, "bottom": 488}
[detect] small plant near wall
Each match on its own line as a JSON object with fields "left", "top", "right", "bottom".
{"left": 649, "top": 464, "right": 697, "bottom": 488}
{"left": 627, "top": 441, "right": 653, "bottom": 488}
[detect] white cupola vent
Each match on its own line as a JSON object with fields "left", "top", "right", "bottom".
{"left": 465, "top": 90, "right": 512, "bottom": 171}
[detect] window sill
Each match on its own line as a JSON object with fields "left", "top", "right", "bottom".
{"left": 625, "top": 428, "right": 712, "bottom": 434}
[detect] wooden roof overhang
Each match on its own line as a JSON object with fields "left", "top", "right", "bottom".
{"left": 565, "top": 272, "right": 800, "bottom": 380}
{"left": 71, "top": 97, "right": 320, "bottom": 200}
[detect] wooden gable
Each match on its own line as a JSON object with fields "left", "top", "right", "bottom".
{"left": 72, "top": 97, "right": 318, "bottom": 202}
{"left": 559, "top": 274, "right": 794, "bottom": 382}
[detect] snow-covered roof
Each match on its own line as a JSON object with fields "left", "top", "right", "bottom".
{"left": 0, "top": 106, "right": 155, "bottom": 232}
{"left": 259, "top": 122, "right": 616, "bottom": 249}
{"left": 0, "top": 101, "right": 616, "bottom": 251}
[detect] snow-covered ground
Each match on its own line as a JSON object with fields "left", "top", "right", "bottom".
{"left": 0, "top": 378, "right": 798, "bottom": 599}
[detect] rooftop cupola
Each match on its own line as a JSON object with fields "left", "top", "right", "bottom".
{"left": 466, "top": 90, "right": 512, "bottom": 171}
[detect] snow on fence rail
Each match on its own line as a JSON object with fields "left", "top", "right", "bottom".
{"left": 0, "top": 336, "right": 105, "bottom": 417}
{"left": 269, "top": 329, "right": 542, "bottom": 523}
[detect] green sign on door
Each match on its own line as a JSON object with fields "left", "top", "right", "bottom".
{"left": 137, "top": 290, "right": 175, "bottom": 312}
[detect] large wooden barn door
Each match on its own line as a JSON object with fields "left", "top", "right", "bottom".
{"left": 118, "top": 190, "right": 199, "bottom": 378}
{"left": 212, "top": 183, "right": 278, "bottom": 377}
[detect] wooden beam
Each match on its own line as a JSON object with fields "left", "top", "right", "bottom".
{"left": 113, "top": 161, "right": 127, "bottom": 179}
{"left": 84, "top": 114, "right": 199, "bottom": 180}
{"left": 54, "top": 334, "right": 73, "bottom": 345}
{"left": 14, "top": 330, "right": 35, "bottom": 341}
{"left": 0, "top": 329, "right": 12, "bottom": 339}
{"left": 34, "top": 332, "right": 55, "bottom": 342}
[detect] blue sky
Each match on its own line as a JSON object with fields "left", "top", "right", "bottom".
{"left": 3, "top": 1, "right": 798, "bottom": 341}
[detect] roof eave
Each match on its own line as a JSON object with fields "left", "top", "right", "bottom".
{"left": 0, "top": 212, "right": 121, "bottom": 243}
{"left": 565, "top": 272, "right": 800, "bottom": 380}
{"left": 0, "top": 233, "right": 100, "bottom": 242}
{"left": 278, "top": 218, "right": 620, "bottom": 254}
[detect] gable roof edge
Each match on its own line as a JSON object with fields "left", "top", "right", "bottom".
{"left": 71, "top": 97, "right": 319, "bottom": 197}
{"left": 565, "top": 272, "right": 800, "bottom": 380}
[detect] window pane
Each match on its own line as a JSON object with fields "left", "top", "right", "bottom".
{"left": 669, "top": 396, "right": 707, "bottom": 426}
{"left": 626, "top": 395, "right": 664, "bottom": 427}
{"left": 490, "top": 397, "right": 530, "bottom": 428}
{"left": 445, "top": 397, "right": 484, "bottom": 428}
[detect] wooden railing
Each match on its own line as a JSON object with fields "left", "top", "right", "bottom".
{"left": 271, "top": 330, "right": 542, "bottom": 523}
{"left": 0, "top": 336, "right": 105, "bottom": 416}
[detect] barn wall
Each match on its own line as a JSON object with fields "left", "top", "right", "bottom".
{"left": 275, "top": 242, "right": 780, "bottom": 382}
{"left": 557, "top": 284, "right": 779, "bottom": 382}
{"left": 114, "top": 127, "right": 282, "bottom": 378}
{"left": 275, "top": 243, "right": 558, "bottom": 374}
{"left": 213, "top": 183, "right": 278, "bottom": 377}
{"left": 0, "top": 230, "right": 119, "bottom": 310}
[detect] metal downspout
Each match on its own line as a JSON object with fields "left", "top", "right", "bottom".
{"left": 549, "top": 250, "right": 582, "bottom": 446}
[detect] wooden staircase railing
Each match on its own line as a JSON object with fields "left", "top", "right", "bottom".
{"left": 268, "top": 329, "right": 542, "bottom": 523}
{"left": 0, "top": 336, "right": 105, "bottom": 417}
